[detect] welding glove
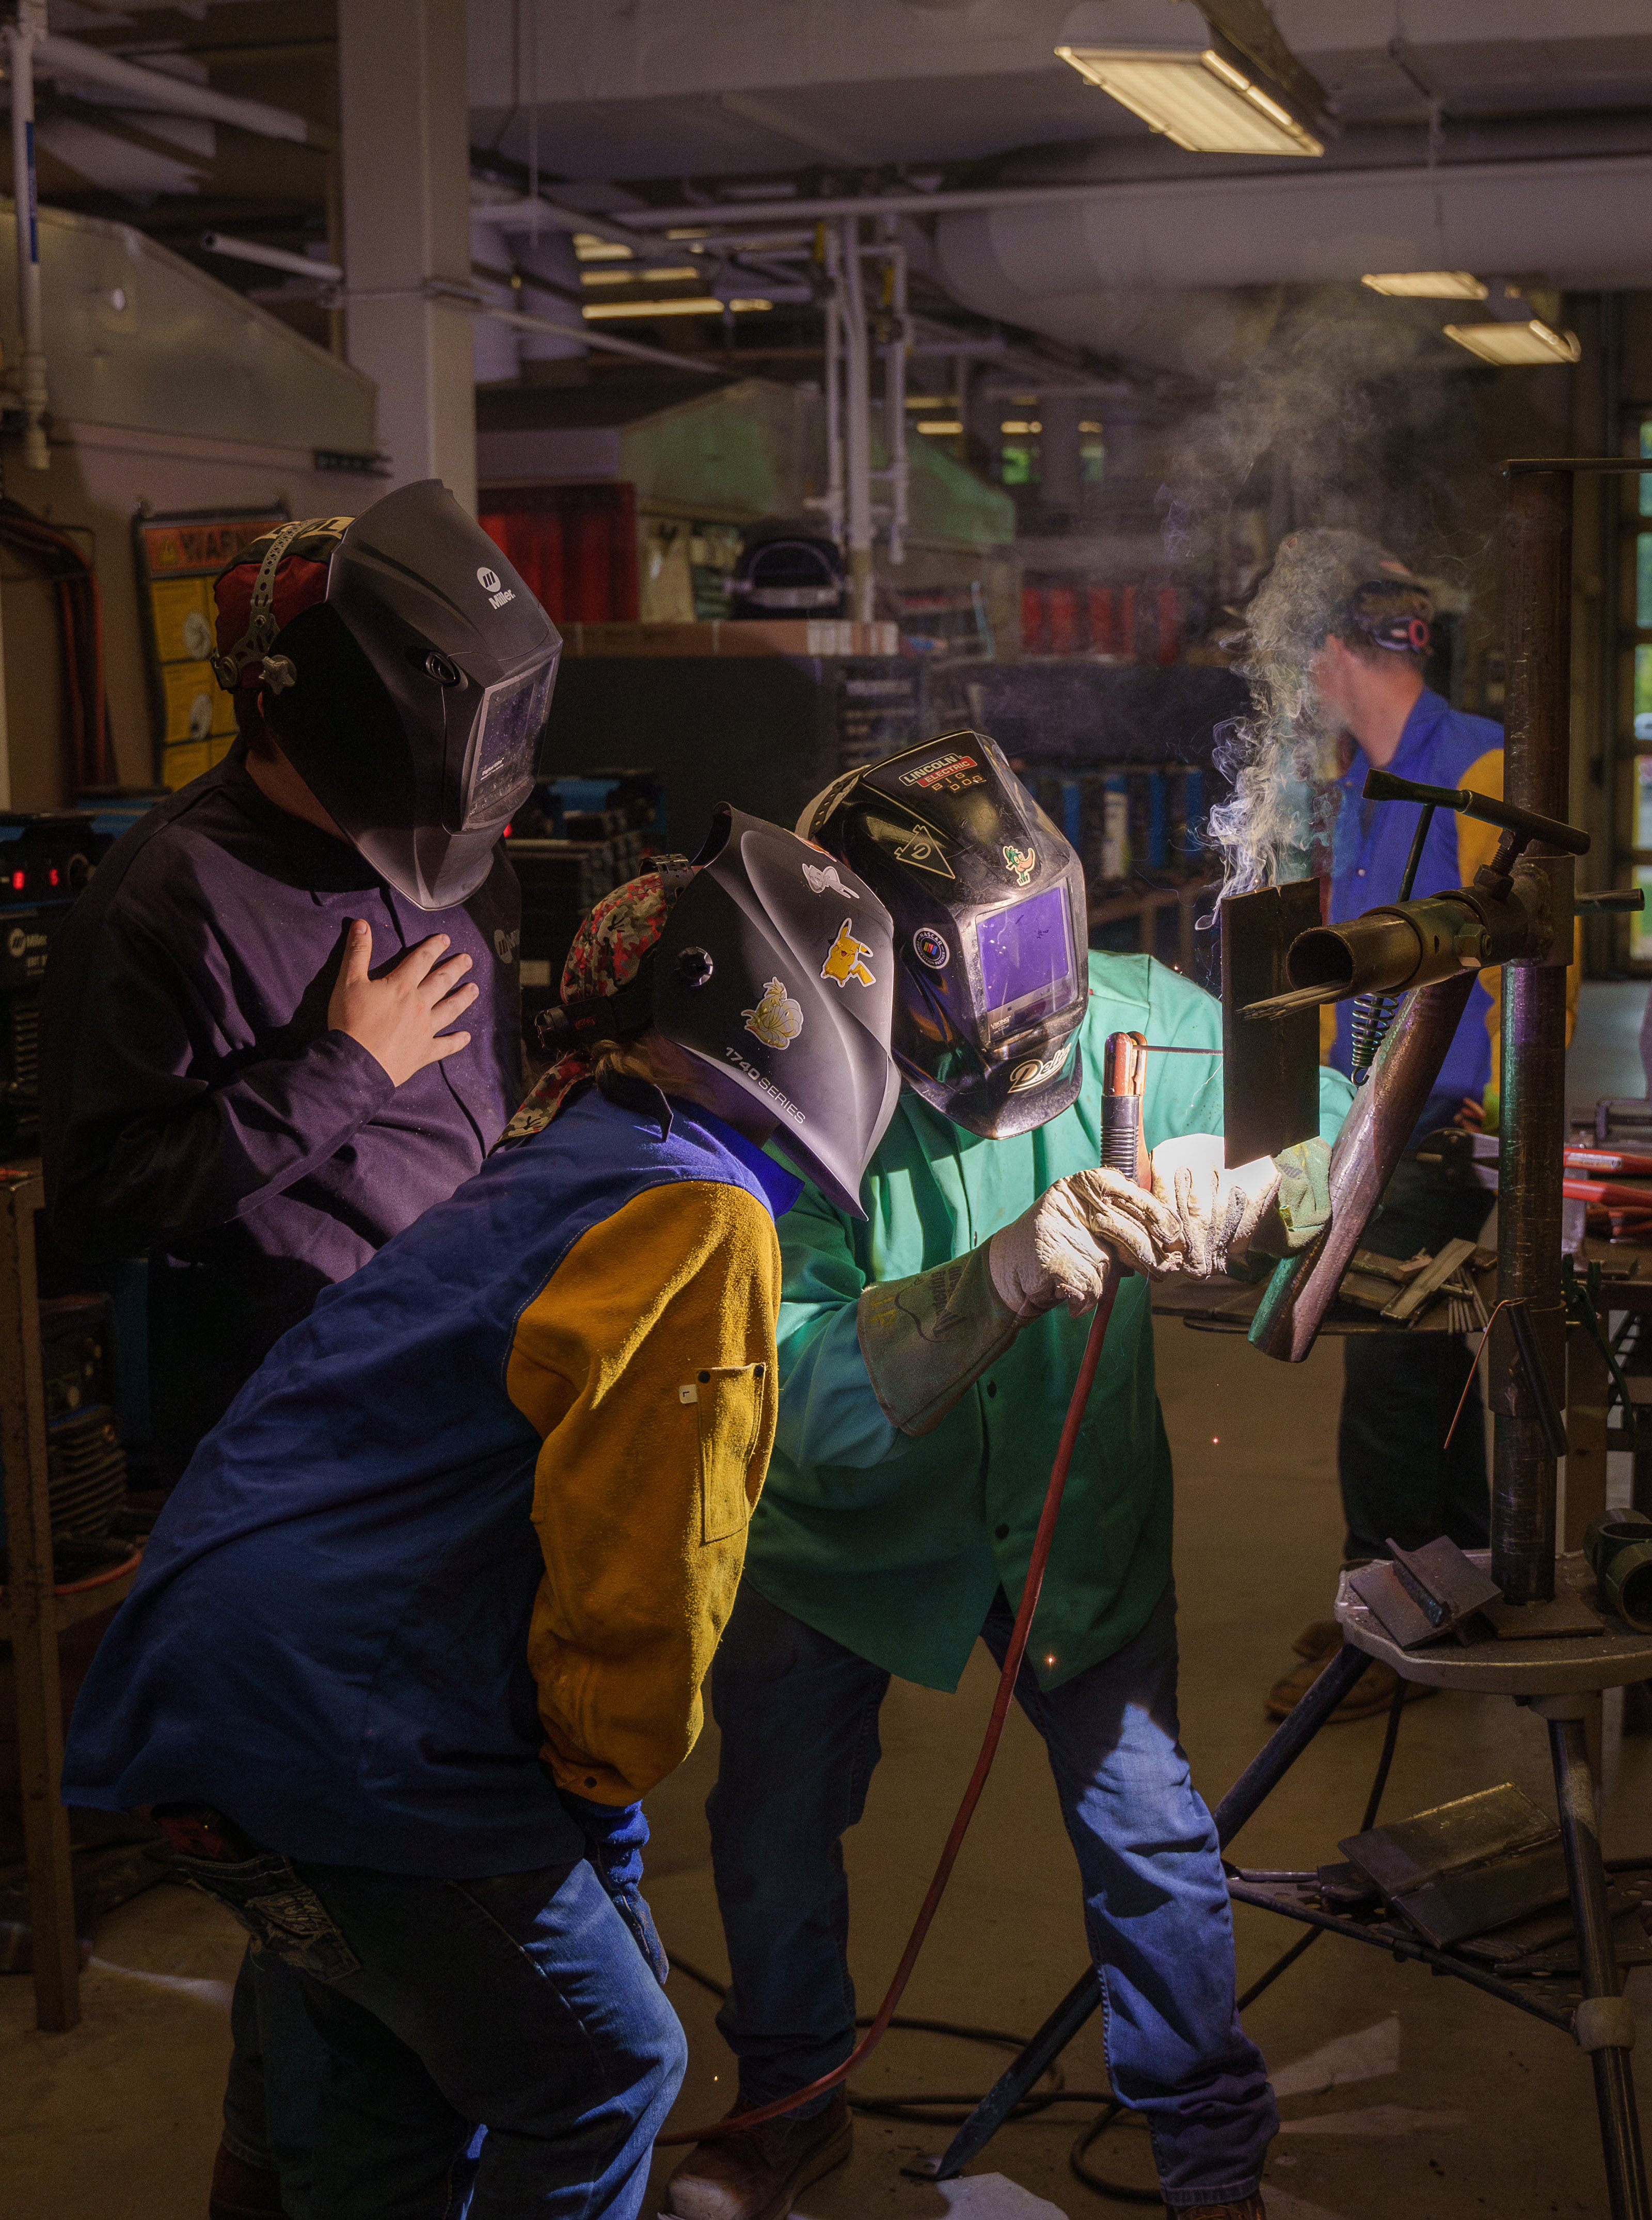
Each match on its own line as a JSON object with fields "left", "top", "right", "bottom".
{"left": 858, "top": 1170, "right": 1186, "bottom": 1439}
{"left": 560, "top": 1791, "right": 669, "bottom": 1986}
{"left": 1148, "top": 1135, "right": 1281, "bottom": 1278}
{"left": 1271, "top": 1135, "right": 1333, "bottom": 1251}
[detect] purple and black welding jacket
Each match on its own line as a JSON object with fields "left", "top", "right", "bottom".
{"left": 40, "top": 743, "right": 520, "bottom": 1477}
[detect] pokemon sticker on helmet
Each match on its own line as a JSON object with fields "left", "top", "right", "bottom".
{"left": 1003, "top": 844, "right": 1036, "bottom": 886}
{"left": 742, "top": 978, "right": 805, "bottom": 1050}
{"left": 802, "top": 861, "right": 860, "bottom": 901}
{"left": 821, "top": 921, "right": 878, "bottom": 990}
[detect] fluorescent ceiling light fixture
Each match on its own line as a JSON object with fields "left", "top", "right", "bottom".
{"left": 581, "top": 296, "right": 770, "bottom": 320}
{"left": 580, "top": 265, "right": 699, "bottom": 286}
{"left": 1443, "top": 320, "right": 1582, "bottom": 366}
{"left": 1363, "top": 271, "right": 1487, "bottom": 300}
{"left": 916, "top": 420, "right": 964, "bottom": 435}
{"left": 1000, "top": 420, "right": 1041, "bottom": 435}
{"left": 573, "top": 234, "right": 632, "bottom": 261}
{"left": 1079, "top": 420, "right": 1103, "bottom": 434}
{"left": 1056, "top": 43, "right": 1323, "bottom": 157}
{"left": 906, "top": 394, "right": 954, "bottom": 408}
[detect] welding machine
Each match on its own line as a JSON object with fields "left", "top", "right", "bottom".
{"left": 0, "top": 811, "right": 108, "bottom": 1155}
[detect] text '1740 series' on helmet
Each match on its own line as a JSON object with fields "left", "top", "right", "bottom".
{"left": 798, "top": 732, "right": 1089, "bottom": 1139}
{"left": 664, "top": 807, "right": 900, "bottom": 1215}
{"left": 228, "top": 479, "right": 561, "bottom": 911}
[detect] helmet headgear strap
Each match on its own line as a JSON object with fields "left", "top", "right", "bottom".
{"left": 210, "top": 517, "right": 316, "bottom": 695}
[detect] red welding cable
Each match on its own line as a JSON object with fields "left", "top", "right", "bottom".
{"left": 655, "top": 1273, "right": 1122, "bottom": 2148}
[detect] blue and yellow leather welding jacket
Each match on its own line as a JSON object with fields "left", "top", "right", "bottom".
{"left": 61, "top": 1078, "right": 799, "bottom": 1877}
{"left": 1325, "top": 687, "right": 1576, "bottom": 1129}
{"left": 743, "top": 952, "right": 1352, "bottom": 1696}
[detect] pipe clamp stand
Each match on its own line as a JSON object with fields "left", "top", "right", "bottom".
{"left": 1572, "top": 1996, "right": 1637, "bottom": 2053}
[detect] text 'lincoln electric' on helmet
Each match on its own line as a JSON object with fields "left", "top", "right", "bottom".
{"left": 798, "top": 732, "right": 1088, "bottom": 1139}
{"left": 225, "top": 479, "right": 561, "bottom": 911}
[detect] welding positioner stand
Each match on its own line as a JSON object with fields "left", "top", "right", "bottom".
{"left": 924, "top": 462, "right": 1652, "bottom": 2219}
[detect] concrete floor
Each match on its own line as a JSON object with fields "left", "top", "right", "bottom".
{"left": 6, "top": 981, "right": 1652, "bottom": 2220}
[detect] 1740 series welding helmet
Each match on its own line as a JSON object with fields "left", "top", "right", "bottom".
{"left": 798, "top": 731, "right": 1088, "bottom": 1139}
{"left": 212, "top": 480, "right": 560, "bottom": 911}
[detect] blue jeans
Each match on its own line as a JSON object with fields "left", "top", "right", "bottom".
{"left": 224, "top": 1947, "right": 328, "bottom": 2216}
{"left": 180, "top": 1847, "right": 686, "bottom": 2220}
{"left": 706, "top": 1582, "right": 1277, "bottom": 2211}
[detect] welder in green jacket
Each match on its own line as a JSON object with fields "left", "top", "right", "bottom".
{"left": 664, "top": 734, "right": 1350, "bottom": 2220}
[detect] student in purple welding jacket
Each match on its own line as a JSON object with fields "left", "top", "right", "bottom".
{"left": 41, "top": 483, "right": 553, "bottom": 2220}
{"left": 1250, "top": 532, "right": 1577, "bottom": 1723}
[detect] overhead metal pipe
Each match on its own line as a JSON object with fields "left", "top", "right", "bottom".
{"left": 202, "top": 230, "right": 342, "bottom": 283}
{"left": 839, "top": 216, "right": 874, "bottom": 625}
{"left": 5, "top": 1, "right": 48, "bottom": 471}
{"left": 33, "top": 31, "right": 311, "bottom": 145}
{"left": 1493, "top": 466, "right": 1576, "bottom": 1605}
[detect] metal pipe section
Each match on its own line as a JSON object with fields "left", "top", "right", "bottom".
{"left": 876, "top": 220, "right": 909, "bottom": 566}
{"left": 1249, "top": 974, "right": 1474, "bottom": 1362}
{"left": 1547, "top": 1710, "right": 1650, "bottom": 2219}
{"left": 1494, "top": 469, "right": 1574, "bottom": 1604}
{"left": 839, "top": 217, "right": 874, "bottom": 624}
{"left": 821, "top": 226, "right": 845, "bottom": 544}
{"left": 34, "top": 31, "right": 311, "bottom": 144}
{"left": 6, "top": 3, "right": 48, "bottom": 472}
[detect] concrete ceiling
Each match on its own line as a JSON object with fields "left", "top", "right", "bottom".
{"left": 467, "top": 1, "right": 1652, "bottom": 182}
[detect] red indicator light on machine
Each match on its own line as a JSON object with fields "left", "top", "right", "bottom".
{"left": 48, "top": 867, "right": 59, "bottom": 886}
{"left": 9, "top": 870, "right": 23, "bottom": 891}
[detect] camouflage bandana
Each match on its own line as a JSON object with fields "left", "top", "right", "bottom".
{"left": 499, "top": 863, "right": 693, "bottom": 1144}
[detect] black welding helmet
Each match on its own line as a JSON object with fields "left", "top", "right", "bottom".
{"left": 726, "top": 517, "right": 847, "bottom": 619}
{"left": 548, "top": 805, "right": 901, "bottom": 1216}
{"left": 223, "top": 480, "right": 560, "bottom": 910}
{"left": 798, "top": 732, "right": 1089, "bottom": 1138}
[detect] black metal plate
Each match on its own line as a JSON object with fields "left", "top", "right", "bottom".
{"left": 1221, "top": 879, "right": 1322, "bottom": 1166}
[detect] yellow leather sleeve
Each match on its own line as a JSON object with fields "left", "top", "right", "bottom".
{"left": 505, "top": 1179, "right": 781, "bottom": 1804}
{"left": 1456, "top": 749, "right": 1579, "bottom": 1105}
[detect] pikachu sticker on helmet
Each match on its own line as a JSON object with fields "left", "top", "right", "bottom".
{"left": 741, "top": 978, "right": 805, "bottom": 1051}
{"left": 821, "top": 919, "right": 878, "bottom": 990}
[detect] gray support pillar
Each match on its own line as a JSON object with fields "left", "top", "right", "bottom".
{"left": 1039, "top": 393, "right": 1082, "bottom": 518}
{"left": 339, "top": 0, "right": 476, "bottom": 513}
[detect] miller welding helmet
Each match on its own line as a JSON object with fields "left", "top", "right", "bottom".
{"left": 546, "top": 805, "right": 901, "bottom": 1216}
{"left": 798, "top": 731, "right": 1088, "bottom": 1139}
{"left": 213, "top": 480, "right": 560, "bottom": 910}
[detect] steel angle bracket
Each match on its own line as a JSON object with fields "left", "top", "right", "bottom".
{"left": 1220, "top": 879, "right": 1322, "bottom": 1168}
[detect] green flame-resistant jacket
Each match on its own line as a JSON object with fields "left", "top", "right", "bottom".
{"left": 744, "top": 951, "right": 1353, "bottom": 1693}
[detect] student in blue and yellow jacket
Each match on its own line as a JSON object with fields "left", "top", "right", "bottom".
{"left": 1257, "top": 535, "right": 1575, "bottom": 1719}
{"left": 60, "top": 811, "right": 903, "bottom": 2220}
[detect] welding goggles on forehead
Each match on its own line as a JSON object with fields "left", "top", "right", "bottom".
{"left": 799, "top": 732, "right": 1089, "bottom": 1138}
{"left": 1344, "top": 579, "right": 1434, "bottom": 657}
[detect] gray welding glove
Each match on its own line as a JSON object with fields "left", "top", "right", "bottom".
{"left": 858, "top": 1171, "right": 1185, "bottom": 1438}
{"left": 1149, "top": 1141, "right": 1280, "bottom": 1279}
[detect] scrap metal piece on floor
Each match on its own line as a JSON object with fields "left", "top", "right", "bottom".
{"left": 1339, "top": 1783, "right": 1569, "bottom": 1948}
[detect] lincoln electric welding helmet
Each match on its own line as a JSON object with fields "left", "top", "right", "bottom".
{"left": 798, "top": 732, "right": 1088, "bottom": 1139}
{"left": 213, "top": 480, "right": 560, "bottom": 910}
{"left": 546, "top": 805, "right": 901, "bottom": 1216}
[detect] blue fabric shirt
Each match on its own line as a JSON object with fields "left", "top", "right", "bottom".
{"left": 61, "top": 1085, "right": 798, "bottom": 1879}
{"left": 1327, "top": 688, "right": 1504, "bottom": 1135}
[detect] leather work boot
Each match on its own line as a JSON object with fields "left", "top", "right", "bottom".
{"left": 1168, "top": 2196, "right": 1266, "bottom": 2219}
{"left": 208, "top": 2143, "right": 286, "bottom": 2219}
{"left": 662, "top": 2092, "right": 852, "bottom": 2220}
{"left": 1265, "top": 1622, "right": 1433, "bottom": 1724}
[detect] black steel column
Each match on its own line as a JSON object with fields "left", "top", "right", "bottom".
{"left": 1548, "top": 1710, "right": 1649, "bottom": 2219}
{"left": 1495, "top": 468, "right": 1573, "bottom": 1602}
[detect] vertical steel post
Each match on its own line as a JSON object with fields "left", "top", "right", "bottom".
{"left": 840, "top": 216, "right": 875, "bottom": 624}
{"left": 1494, "top": 467, "right": 1573, "bottom": 1602}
